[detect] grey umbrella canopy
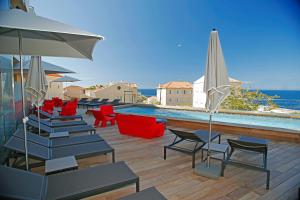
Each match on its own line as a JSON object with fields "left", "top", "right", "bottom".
{"left": 25, "top": 56, "right": 48, "bottom": 135}
{"left": 14, "top": 60, "right": 75, "bottom": 74}
{"left": 0, "top": 8, "right": 103, "bottom": 170}
{"left": 52, "top": 75, "right": 80, "bottom": 83}
{"left": 204, "top": 30, "right": 230, "bottom": 113}
{"left": 195, "top": 29, "right": 230, "bottom": 178}
{"left": 0, "top": 9, "right": 103, "bottom": 59}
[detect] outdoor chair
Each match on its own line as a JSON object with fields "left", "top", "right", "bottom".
{"left": 14, "top": 128, "right": 103, "bottom": 148}
{"left": 60, "top": 101, "right": 77, "bottom": 116}
{"left": 4, "top": 136, "right": 115, "bottom": 168}
{"left": 52, "top": 97, "right": 63, "bottom": 107}
{"left": 0, "top": 161, "right": 139, "bottom": 200}
{"left": 39, "top": 109, "right": 83, "bottom": 121}
{"left": 29, "top": 114, "right": 87, "bottom": 127}
{"left": 92, "top": 110, "right": 116, "bottom": 127}
{"left": 41, "top": 100, "right": 55, "bottom": 114}
{"left": 164, "top": 128, "right": 221, "bottom": 168}
{"left": 27, "top": 118, "right": 96, "bottom": 134}
{"left": 221, "top": 136, "right": 270, "bottom": 189}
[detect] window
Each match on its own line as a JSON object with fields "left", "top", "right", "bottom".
{"left": 183, "top": 90, "right": 186, "bottom": 94}
{"left": 169, "top": 90, "right": 171, "bottom": 94}
{"left": 177, "top": 90, "right": 179, "bottom": 94}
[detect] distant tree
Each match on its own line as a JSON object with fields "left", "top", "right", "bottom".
{"left": 221, "top": 88, "right": 279, "bottom": 111}
{"left": 136, "top": 95, "right": 147, "bottom": 103}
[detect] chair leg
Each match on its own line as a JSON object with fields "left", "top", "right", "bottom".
{"left": 192, "top": 152, "right": 196, "bottom": 168}
{"left": 112, "top": 150, "right": 115, "bottom": 163}
{"left": 94, "top": 119, "right": 100, "bottom": 127}
{"left": 266, "top": 170, "right": 270, "bottom": 190}
{"left": 136, "top": 178, "right": 140, "bottom": 192}
{"left": 101, "top": 120, "right": 107, "bottom": 127}
{"left": 164, "top": 147, "right": 167, "bottom": 160}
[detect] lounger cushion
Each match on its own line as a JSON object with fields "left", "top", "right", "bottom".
{"left": 0, "top": 165, "right": 46, "bottom": 200}
{"left": 51, "top": 141, "right": 113, "bottom": 159}
{"left": 46, "top": 161, "right": 138, "bottom": 200}
{"left": 5, "top": 136, "right": 113, "bottom": 161}
{"left": 14, "top": 128, "right": 103, "bottom": 148}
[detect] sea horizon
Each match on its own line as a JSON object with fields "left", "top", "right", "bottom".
{"left": 138, "top": 89, "right": 300, "bottom": 110}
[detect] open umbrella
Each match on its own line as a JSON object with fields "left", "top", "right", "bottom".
{"left": 195, "top": 29, "right": 230, "bottom": 178}
{"left": 51, "top": 75, "right": 80, "bottom": 98}
{"left": 25, "top": 56, "right": 48, "bottom": 135}
{"left": 0, "top": 8, "right": 103, "bottom": 170}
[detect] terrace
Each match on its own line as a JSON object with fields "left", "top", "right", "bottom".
{"left": 30, "top": 109, "right": 300, "bottom": 200}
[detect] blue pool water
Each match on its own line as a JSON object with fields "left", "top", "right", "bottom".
{"left": 116, "top": 106, "right": 300, "bottom": 132}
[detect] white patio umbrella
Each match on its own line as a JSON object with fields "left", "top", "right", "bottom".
{"left": 195, "top": 29, "right": 230, "bottom": 178}
{"left": 0, "top": 9, "right": 103, "bottom": 170}
{"left": 25, "top": 56, "right": 48, "bottom": 136}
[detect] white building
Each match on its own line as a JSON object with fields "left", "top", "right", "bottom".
{"left": 193, "top": 75, "right": 242, "bottom": 108}
{"left": 157, "top": 81, "right": 193, "bottom": 106}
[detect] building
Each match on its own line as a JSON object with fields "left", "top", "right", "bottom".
{"left": 47, "top": 74, "right": 64, "bottom": 99}
{"left": 64, "top": 85, "right": 89, "bottom": 99}
{"left": 157, "top": 81, "right": 193, "bottom": 106}
{"left": 91, "top": 82, "right": 138, "bottom": 103}
{"left": 193, "top": 75, "right": 242, "bottom": 108}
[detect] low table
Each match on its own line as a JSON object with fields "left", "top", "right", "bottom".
{"left": 49, "top": 131, "right": 69, "bottom": 139}
{"left": 119, "top": 187, "right": 167, "bottom": 200}
{"left": 45, "top": 156, "right": 78, "bottom": 175}
{"left": 201, "top": 143, "right": 229, "bottom": 161}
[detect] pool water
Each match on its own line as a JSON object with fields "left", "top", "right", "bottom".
{"left": 116, "top": 106, "right": 300, "bottom": 132}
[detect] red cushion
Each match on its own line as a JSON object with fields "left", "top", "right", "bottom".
{"left": 116, "top": 114, "right": 165, "bottom": 139}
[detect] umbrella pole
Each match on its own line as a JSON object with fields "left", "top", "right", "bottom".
{"left": 18, "top": 32, "right": 29, "bottom": 170}
{"left": 207, "top": 113, "right": 212, "bottom": 167}
{"left": 37, "top": 104, "right": 41, "bottom": 136}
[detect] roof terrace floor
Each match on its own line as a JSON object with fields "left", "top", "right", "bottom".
{"left": 32, "top": 113, "right": 300, "bottom": 200}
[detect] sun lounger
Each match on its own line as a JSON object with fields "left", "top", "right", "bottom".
{"left": 82, "top": 98, "right": 100, "bottom": 108}
{"left": 14, "top": 128, "right": 103, "bottom": 148}
{"left": 77, "top": 97, "right": 89, "bottom": 108}
{"left": 86, "top": 98, "right": 109, "bottom": 109}
{"left": 108, "top": 99, "right": 121, "bottom": 106}
{"left": 164, "top": 128, "right": 221, "bottom": 168}
{"left": 29, "top": 114, "right": 87, "bottom": 127}
{"left": 119, "top": 187, "right": 167, "bottom": 200}
{"left": 5, "top": 136, "right": 115, "bottom": 167}
{"left": 0, "top": 161, "right": 139, "bottom": 200}
{"left": 221, "top": 136, "right": 270, "bottom": 189}
{"left": 27, "top": 118, "right": 96, "bottom": 134}
{"left": 39, "top": 109, "right": 83, "bottom": 121}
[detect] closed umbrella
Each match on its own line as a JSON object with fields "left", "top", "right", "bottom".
{"left": 195, "top": 29, "right": 230, "bottom": 178}
{"left": 25, "top": 56, "right": 48, "bottom": 135}
{"left": 0, "top": 9, "right": 103, "bottom": 170}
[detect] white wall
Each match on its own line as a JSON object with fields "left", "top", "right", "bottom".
{"left": 193, "top": 82, "right": 206, "bottom": 108}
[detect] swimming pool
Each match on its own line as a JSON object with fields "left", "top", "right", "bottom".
{"left": 116, "top": 106, "right": 300, "bottom": 133}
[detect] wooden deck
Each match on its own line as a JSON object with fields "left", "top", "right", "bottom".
{"left": 34, "top": 114, "right": 300, "bottom": 200}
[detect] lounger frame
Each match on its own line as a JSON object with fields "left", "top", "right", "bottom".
{"left": 164, "top": 129, "right": 221, "bottom": 168}
{"left": 221, "top": 137, "right": 270, "bottom": 189}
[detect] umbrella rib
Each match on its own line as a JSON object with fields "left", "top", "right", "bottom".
{"left": 0, "top": 28, "right": 16, "bottom": 36}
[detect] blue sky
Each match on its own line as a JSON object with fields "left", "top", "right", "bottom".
{"left": 30, "top": 0, "right": 300, "bottom": 89}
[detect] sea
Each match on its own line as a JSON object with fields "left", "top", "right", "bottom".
{"left": 138, "top": 89, "right": 300, "bottom": 111}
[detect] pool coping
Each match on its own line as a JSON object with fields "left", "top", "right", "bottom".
{"left": 115, "top": 105, "right": 300, "bottom": 135}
